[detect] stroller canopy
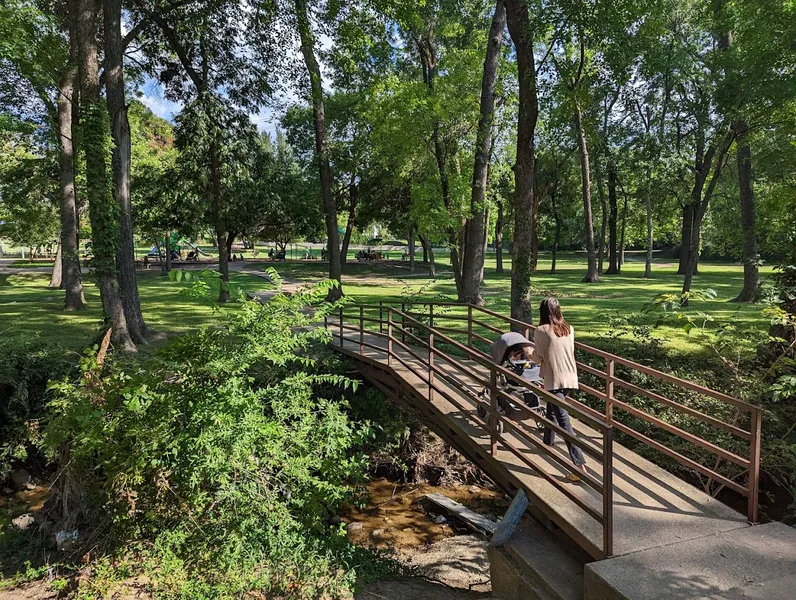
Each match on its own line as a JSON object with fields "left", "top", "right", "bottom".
{"left": 490, "top": 332, "right": 533, "bottom": 365}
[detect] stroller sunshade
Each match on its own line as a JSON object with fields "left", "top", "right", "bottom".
{"left": 490, "top": 332, "right": 533, "bottom": 365}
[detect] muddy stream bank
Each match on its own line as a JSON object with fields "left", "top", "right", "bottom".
{"left": 344, "top": 478, "right": 511, "bottom": 598}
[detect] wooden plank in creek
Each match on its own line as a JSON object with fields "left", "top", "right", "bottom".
{"left": 424, "top": 493, "right": 499, "bottom": 537}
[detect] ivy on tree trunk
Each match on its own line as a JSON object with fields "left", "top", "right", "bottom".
{"left": 76, "top": 0, "right": 133, "bottom": 350}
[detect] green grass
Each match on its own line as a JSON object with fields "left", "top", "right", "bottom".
{"left": 0, "top": 250, "right": 774, "bottom": 355}
{"left": 259, "top": 251, "right": 774, "bottom": 354}
{"left": 6, "top": 260, "right": 55, "bottom": 268}
{"left": 0, "top": 270, "right": 271, "bottom": 350}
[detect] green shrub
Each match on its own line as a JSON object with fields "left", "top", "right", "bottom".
{"left": 0, "top": 338, "right": 72, "bottom": 479}
{"left": 39, "top": 279, "right": 391, "bottom": 597}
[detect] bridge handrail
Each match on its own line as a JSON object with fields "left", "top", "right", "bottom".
{"left": 352, "top": 300, "right": 761, "bottom": 524}
{"left": 331, "top": 304, "right": 615, "bottom": 557}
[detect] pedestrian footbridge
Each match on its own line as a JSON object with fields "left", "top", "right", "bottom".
{"left": 327, "top": 302, "right": 796, "bottom": 599}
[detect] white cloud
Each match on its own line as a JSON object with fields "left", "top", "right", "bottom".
{"left": 138, "top": 78, "right": 183, "bottom": 122}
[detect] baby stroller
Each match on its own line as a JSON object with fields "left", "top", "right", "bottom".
{"left": 476, "top": 332, "right": 547, "bottom": 434}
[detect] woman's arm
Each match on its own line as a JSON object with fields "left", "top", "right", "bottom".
{"left": 530, "top": 329, "right": 546, "bottom": 365}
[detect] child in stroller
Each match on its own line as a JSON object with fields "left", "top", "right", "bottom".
{"left": 477, "top": 332, "right": 547, "bottom": 434}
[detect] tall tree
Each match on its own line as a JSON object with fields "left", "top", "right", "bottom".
{"left": 59, "top": 0, "right": 87, "bottom": 309}
{"left": 133, "top": 0, "right": 270, "bottom": 302}
{"left": 104, "top": 0, "right": 150, "bottom": 341}
{"left": 460, "top": 0, "right": 506, "bottom": 305}
{"left": 0, "top": 0, "right": 87, "bottom": 309}
{"left": 75, "top": 0, "right": 133, "bottom": 349}
{"left": 504, "top": 0, "right": 538, "bottom": 324}
{"left": 294, "top": 0, "right": 342, "bottom": 300}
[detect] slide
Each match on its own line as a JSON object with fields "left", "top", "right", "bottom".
{"left": 182, "top": 239, "right": 209, "bottom": 256}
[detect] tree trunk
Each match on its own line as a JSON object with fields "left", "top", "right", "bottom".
{"left": 460, "top": 0, "right": 505, "bottom": 305}
{"left": 341, "top": 184, "right": 357, "bottom": 265}
{"left": 104, "top": 0, "right": 149, "bottom": 343}
{"left": 480, "top": 206, "right": 490, "bottom": 285}
{"left": 164, "top": 235, "right": 172, "bottom": 273}
{"left": 226, "top": 231, "right": 235, "bottom": 260}
{"left": 49, "top": 241, "right": 63, "bottom": 288}
{"left": 575, "top": 102, "right": 599, "bottom": 283}
{"left": 408, "top": 225, "right": 415, "bottom": 273}
{"left": 295, "top": 0, "right": 342, "bottom": 302}
{"left": 677, "top": 203, "right": 693, "bottom": 275}
{"left": 605, "top": 160, "right": 619, "bottom": 274}
{"left": 505, "top": 0, "right": 538, "bottom": 325}
{"left": 550, "top": 179, "right": 561, "bottom": 275}
{"left": 156, "top": 241, "right": 166, "bottom": 273}
{"left": 619, "top": 187, "right": 628, "bottom": 270}
{"left": 682, "top": 135, "right": 732, "bottom": 303}
{"left": 495, "top": 198, "right": 504, "bottom": 274}
{"left": 681, "top": 208, "right": 706, "bottom": 302}
{"left": 644, "top": 166, "right": 653, "bottom": 279}
{"left": 418, "top": 232, "right": 436, "bottom": 276}
{"left": 210, "top": 140, "right": 230, "bottom": 303}
{"left": 450, "top": 230, "right": 464, "bottom": 298}
{"left": 56, "top": 22, "right": 86, "bottom": 310}
{"left": 731, "top": 120, "right": 760, "bottom": 302}
{"left": 76, "top": 0, "right": 133, "bottom": 350}
{"left": 596, "top": 157, "right": 607, "bottom": 275}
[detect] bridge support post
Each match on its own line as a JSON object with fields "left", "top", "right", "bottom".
{"left": 749, "top": 408, "right": 761, "bottom": 523}
{"left": 606, "top": 359, "right": 615, "bottom": 424}
{"left": 428, "top": 332, "right": 435, "bottom": 402}
{"left": 339, "top": 307, "right": 344, "bottom": 347}
{"left": 467, "top": 305, "right": 473, "bottom": 347}
{"left": 401, "top": 302, "right": 406, "bottom": 344}
{"left": 387, "top": 309, "right": 393, "bottom": 367}
{"left": 490, "top": 366, "right": 497, "bottom": 456}
{"left": 379, "top": 301, "right": 383, "bottom": 334}
{"left": 359, "top": 306, "right": 364, "bottom": 354}
{"left": 603, "top": 425, "right": 614, "bottom": 557}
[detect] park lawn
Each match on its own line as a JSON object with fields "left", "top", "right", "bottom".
{"left": 0, "top": 251, "right": 775, "bottom": 356}
{"left": 0, "top": 270, "right": 270, "bottom": 350}
{"left": 261, "top": 251, "right": 775, "bottom": 355}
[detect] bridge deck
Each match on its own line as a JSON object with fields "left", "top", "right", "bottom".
{"left": 332, "top": 331, "right": 749, "bottom": 559}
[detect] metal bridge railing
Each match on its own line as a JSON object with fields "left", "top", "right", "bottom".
{"left": 329, "top": 303, "right": 615, "bottom": 558}
{"left": 345, "top": 300, "right": 761, "bottom": 526}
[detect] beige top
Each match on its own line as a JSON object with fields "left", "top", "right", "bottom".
{"left": 530, "top": 324, "right": 579, "bottom": 391}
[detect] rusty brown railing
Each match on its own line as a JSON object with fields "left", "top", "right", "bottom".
{"left": 328, "top": 304, "right": 615, "bottom": 559}
{"left": 374, "top": 301, "right": 762, "bottom": 524}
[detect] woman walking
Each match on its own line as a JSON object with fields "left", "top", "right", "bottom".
{"left": 530, "top": 298, "right": 587, "bottom": 480}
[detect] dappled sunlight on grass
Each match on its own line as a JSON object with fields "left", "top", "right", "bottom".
{"left": 0, "top": 271, "right": 271, "bottom": 350}
{"left": 268, "top": 251, "right": 773, "bottom": 356}
{"left": 0, "top": 252, "right": 773, "bottom": 356}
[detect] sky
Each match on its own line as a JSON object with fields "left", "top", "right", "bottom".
{"left": 134, "top": 27, "right": 334, "bottom": 141}
{"left": 137, "top": 77, "right": 281, "bottom": 138}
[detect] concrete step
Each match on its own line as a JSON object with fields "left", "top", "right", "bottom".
{"left": 490, "top": 518, "right": 586, "bottom": 600}
{"left": 584, "top": 521, "right": 796, "bottom": 600}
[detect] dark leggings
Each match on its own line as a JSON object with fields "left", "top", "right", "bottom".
{"left": 543, "top": 389, "right": 586, "bottom": 467}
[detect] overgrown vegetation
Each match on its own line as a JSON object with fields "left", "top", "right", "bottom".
{"left": 0, "top": 339, "right": 72, "bottom": 479}
{"left": 2, "top": 277, "right": 398, "bottom": 597}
